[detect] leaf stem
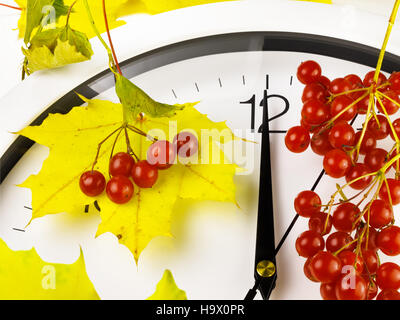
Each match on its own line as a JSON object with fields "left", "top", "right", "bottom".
{"left": 65, "top": 0, "right": 77, "bottom": 27}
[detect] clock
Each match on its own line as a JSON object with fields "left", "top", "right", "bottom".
{"left": 1, "top": 0, "right": 400, "bottom": 300}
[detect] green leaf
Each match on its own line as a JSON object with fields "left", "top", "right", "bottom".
{"left": 23, "top": 25, "right": 93, "bottom": 73}
{"left": 147, "top": 270, "right": 187, "bottom": 300}
{"left": 24, "top": 0, "right": 69, "bottom": 44}
{"left": 115, "top": 74, "right": 185, "bottom": 121}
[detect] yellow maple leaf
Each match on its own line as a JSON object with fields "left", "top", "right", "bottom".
{"left": 19, "top": 97, "right": 238, "bottom": 262}
{"left": 0, "top": 239, "right": 99, "bottom": 300}
{"left": 147, "top": 270, "right": 187, "bottom": 300}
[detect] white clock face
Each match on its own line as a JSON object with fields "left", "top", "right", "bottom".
{"left": 2, "top": 30, "right": 400, "bottom": 299}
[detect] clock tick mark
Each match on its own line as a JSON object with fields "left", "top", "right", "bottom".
{"left": 172, "top": 89, "right": 177, "bottom": 99}
{"left": 242, "top": 75, "right": 246, "bottom": 86}
{"left": 24, "top": 206, "right": 32, "bottom": 211}
{"left": 266, "top": 74, "right": 269, "bottom": 89}
{"left": 218, "top": 78, "right": 222, "bottom": 88}
{"left": 13, "top": 228, "right": 25, "bottom": 233}
{"left": 195, "top": 82, "right": 200, "bottom": 92}
{"left": 290, "top": 75, "right": 293, "bottom": 86}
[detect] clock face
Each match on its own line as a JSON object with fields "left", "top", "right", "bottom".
{"left": 2, "top": 31, "right": 400, "bottom": 300}
{"left": 1, "top": 0, "right": 400, "bottom": 300}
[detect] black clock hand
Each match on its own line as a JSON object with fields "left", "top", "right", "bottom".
{"left": 245, "top": 90, "right": 277, "bottom": 300}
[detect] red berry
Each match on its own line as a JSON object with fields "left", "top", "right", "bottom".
{"left": 377, "top": 226, "right": 400, "bottom": 256}
{"left": 329, "top": 78, "right": 353, "bottom": 94}
{"left": 367, "top": 115, "right": 390, "bottom": 140}
{"left": 363, "top": 71, "right": 387, "bottom": 87}
{"left": 389, "top": 118, "right": 400, "bottom": 140}
{"left": 297, "top": 60, "right": 322, "bottom": 84}
{"left": 320, "top": 283, "right": 337, "bottom": 300}
{"left": 365, "top": 279, "right": 378, "bottom": 300}
{"left": 301, "top": 99, "right": 330, "bottom": 126}
{"left": 294, "top": 190, "right": 321, "bottom": 217}
{"left": 131, "top": 160, "right": 158, "bottom": 188}
{"left": 332, "top": 203, "right": 360, "bottom": 233}
{"left": 377, "top": 91, "right": 400, "bottom": 115}
{"left": 367, "top": 199, "right": 393, "bottom": 229}
{"left": 335, "top": 274, "right": 367, "bottom": 300}
{"left": 357, "top": 227, "right": 379, "bottom": 252}
{"left": 308, "top": 211, "right": 332, "bottom": 236}
{"left": 344, "top": 74, "right": 363, "bottom": 88}
{"left": 302, "top": 82, "right": 328, "bottom": 103}
{"left": 319, "top": 76, "right": 331, "bottom": 89}
{"left": 376, "top": 262, "right": 400, "bottom": 290}
{"left": 309, "top": 251, "right": 342, "bottom": 283}
{"left": 147, "top": 140, "right": 176, "bottom": 170}
{"left": 285, "top": 126, "right": 310, "bottom": 153}
{"left": 310, "top": 129, "right": 333, "bottom": 156}
{"left": 304, "top": 258, "right": 319, "bottom": 282}
{"left": 323, "top": 149, "right": 352, "bottom": 178}
{"left": 173, "top": 131, "right": 199, "bottom": 158}
{"left": 330, "top": 96, "right": 357, "bottom": 122}
{"left": 109, "top": 152, "right": 135, "bottom": 177}
{"left": 328, "top": 121, "right": 355, "bottom": 150}
{"left": 379, "top": 178, "right": 400, "bottom": 205}
{"left": 361, "top": 250, "right": 378, "bottom": 274}
{"left": 389, "top": 71, "right": 400, "bottom": 91}
{"left": 355, "top": 131, "right": 376, "bottom": 155}
{"left": 106, "top": 176, "right": 134, "bottom": 204}
{"left": 295, "top": 230, "right": 325, "bottom": 258}
{"left": 357, "top": 96, "right": 370, "bottom": 114}
{"left": 326, "top": 231, "right": 356, "bottom": 252}
{"left": 79, "top": 171, "right": 106, "bottom": 197}
{"left": 338, "top": 251, "right": 364, "bottom": 274}
{"left": 345, "top": 163, "right": 372, "bottom": 190}
{"left": 364, "top": 148, "right": 388, "bottom": 172}
{"left": 377, "top": 289, "right": 400, "bottom": 300}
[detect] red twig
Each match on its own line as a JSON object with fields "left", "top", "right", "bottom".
{"left": 102, "top": 0, "right": 122, "bottom": 75}
{"left": 0, "top": 3, "right": 22, "bottom": 10}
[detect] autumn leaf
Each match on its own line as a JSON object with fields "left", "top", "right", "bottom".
{"left": 22, "top": 25, "right": 93, "bottom": 73}
{"left": 19, "top": 96, "right": 238, "bottom": 262}
{"left": 0, "top": 239, "right": 99, "bottom": 300}
{"left": 147, "top": 270, "right": 187, "bottom": 300}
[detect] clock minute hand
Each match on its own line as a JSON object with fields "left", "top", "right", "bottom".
{"left": 245, "top": 89, "right": 277, "bottom": 300}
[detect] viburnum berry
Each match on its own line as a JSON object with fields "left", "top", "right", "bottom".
{"left": 365, "top": 279, "right": 378, "bottom": 300}
{"left": 285, "top": 126, "right": 310, "bottom": 153}
{"left": 173, "top": 131, "right": 199, "bottom": 158}
{"left": 379, "top": 178, "right": 400, "bottom": 205}
{"left": 329, "top": 78, "right": 353, "bottom": 94}
{"left": 357, "top": 96, "right": 370, "bottom": 114}
{"left": 377, "top": 91, "right": 400, "bottom": 115}
{"left": 376, "top": 289, "right": 400, "bottom": 300}
{"left": 364, "top": 148, "right": 388, "bottom": 172}
{"left": 301, "top": 99, "right": 330, "bottom": 126}
{"left": 326, "top": 231, "right": 356, "bottom": 252}
{"left": 389, "top": 71, "right": 400, "bottom": 91}
{"left": 302, "top": 82, "right": 328, "bottom": 103}
{"left": 376, "top": 262, "right": 400, "bottom": 290}
{"left": 318, "top": 76, "right": 331, "bottom": 89}
{"left": 363, "top": 70, "right": 387, "bottom": 87}
{"left": 320, "top": 283, "right": 337, "bottom": 300}
{"left": 332, "top": 203, "right": 360, "bottom": 233}
{"left": 330, "top": 95, "right": 357, "bottom": 122}
{"left": 131, "top": 160, "right": 158, "bottom": 188}
{"left": 361, "top": 250, "right": 378, "bottom": 274}
{"left": 328, "top": 121, "right": 355, "bottom": 150}
{"left": 344, "top": 74, "right": 363, "bottom": 88}
{"left": 357, "top": 227, "right": 379, "bottom": 252}
{"left": 294, "top": 190, "right": 321, "bottom": 217}
{"left": 295, "top": 230, "right": 325, "bottom": 258}
{"left": 310, "top": 129, "right": 333, "bottom": 156}
{"left": 79, "top": 170, "right": 106, "bottom": 197}
{"left": 109, "top": 152, "right": 135, "bottom": 177}
{"left": 367, "top": 115, "right": 390, "bottom": 140}
{"left": 297, "top": 60, "right": 322, "bottom": 84}
{"left": 389, "top": 118, "right": 400, "bottom": 140}
{"left": 308, "top": 211, "right": 332, "bottom": 236}
{"left": 106, "top": 176, "right": 134, "bottom": 204}
{"left": 304, "top": 258, "right": 319, "bottom": 282}
{"left": 355, "top": 131, "right": 376, "bottom": 155}
{"left": 338, "top": 251, "right": 364, "bottom": 274}
{"left": 367, "top": 199, "right": 393, "bottom": 229}
{"left": 377, "top": 226, "right": 400, "bottom": 256}
{"left": 147, "top": 140, "right": 176, "bottom": 170}
{"left": 309, "top": 251, "right": 342, "bottom": 283}
{"left": 323, "top": 149, "right": 352, "bottom": 178}
{"left": 345, "top": 163, "right": 372, "bottom": 190}
{"left": 335, "top": 274, "right": 367, "bottom": 300}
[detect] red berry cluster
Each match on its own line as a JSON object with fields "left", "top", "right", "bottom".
{"left": 79, "top": 131, "right": 198, "bottom": 204}
{"left": 288, "top": 60, "right": 400, "bottom": 300}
